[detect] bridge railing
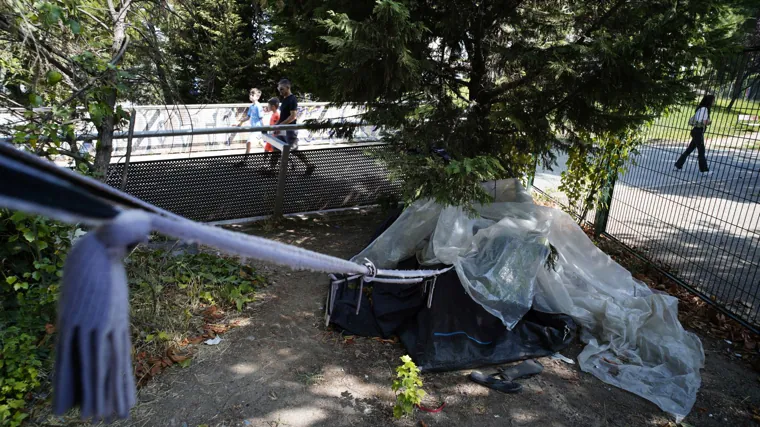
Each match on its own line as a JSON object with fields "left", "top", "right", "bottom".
{"left": 94, "top": 122, "right": 399, "bottom": 221}
{"left": 0, "top": 102, "right": 379, "bottom": 159}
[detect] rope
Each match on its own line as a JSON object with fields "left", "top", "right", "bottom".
{"left": 1, "top": 142, "right": 457, "bottom": 422}
{"left": 0, "top": 142, "right": 451, "bottom": 281}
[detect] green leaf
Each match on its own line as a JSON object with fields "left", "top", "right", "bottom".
{"left": 31, "top": 271, "right": 41, "bottom": 281}
{"left": 46, "top": 70, "right": 63, "bottom": 85}
{"left": 6, "top": 276, "right": 17, "bottom": 285}
{"left": 67, "top": 19, "right": 81, "bottom": 34}
{"left": 28, "top": 94, "right": 43, "bottom": 108}
{"left": 23, "top": 230, "right": 35, "bottom": 242}
{"left": 10, "top": 211, "right": 26, "bottom": 222}
{"left": 179, "top": 359, "right": 192, "bottom": 368}
{"left": 8, "top": 399, "right": 25, "bottom": 409}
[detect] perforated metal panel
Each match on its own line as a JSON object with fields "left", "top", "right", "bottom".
{"left": 281, "top": 146, "right": 401, "bottom": 215}
{"left": 106, "top": 145, "right": 400, "bottom": 222}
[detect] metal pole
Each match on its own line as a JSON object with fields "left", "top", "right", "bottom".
{"left": 526, "top": 153, "right": 538, "bottom": 188}
{"left": 0, "top": 122, "right": 369, "bottom": 144}
{"left": 593, "top": 173, "right": 616, "bottom": 237}
{"left": 273, "top": 143, "right": 291, "bottom": 217}
{"left": 120, "top": 109, "right": 136, "bottom": 191}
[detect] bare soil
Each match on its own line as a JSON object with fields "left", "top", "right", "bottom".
{"left": 113, "top": 211, "right": 760, "bottom": 427}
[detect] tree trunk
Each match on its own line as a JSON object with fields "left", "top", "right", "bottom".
{"left": 726, "top": 53, "right": 749, "bottom": 112}
{"left": 147, "top": 21, "right": 175, "bottom": 104}
{"left": 94, "top": 4, "right": 129, "bottom": 179}
{"left": 467, "top": 20, "right": 493, "bottom": 157}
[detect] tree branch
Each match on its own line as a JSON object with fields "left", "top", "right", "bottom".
{"left": 577, "top": 0, "right": 628, "bottom": 44}
{"left": 483, "top": 0, "right": 628, "bottom": 102}
{"left": 107, "top": 0, "right": 117, "bottom": 18}
{"left": 77, "top": 7, "right": 110, "bottom": 31}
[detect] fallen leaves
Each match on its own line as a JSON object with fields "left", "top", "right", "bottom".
{"left": 373, "top": 336, "right": 399, "bottom": 344}
{"left": 133, "top": 305, "right": 244, "bottom": 388}
{"left": 202, "top": 305, "right": 225, "bottom": 321}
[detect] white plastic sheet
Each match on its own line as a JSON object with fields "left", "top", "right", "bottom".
{"left": 353, "top": 179, "right": 704, "bottom": 420}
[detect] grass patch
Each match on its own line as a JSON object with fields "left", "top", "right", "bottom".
{"left": 644, "top": 97, "right": 760, "bottom": 142}
{"left": 127, "top": 249, "right": 266, "bottom": 382}
{"left": 26, "top": 247, "right": 267, "bottom": 424}
{"left": 296, "top": 369, "right": 325, "bottom": 386}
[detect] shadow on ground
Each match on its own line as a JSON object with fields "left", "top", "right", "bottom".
{"left": 105, "top": 211, "right": 760, "bottom": 427}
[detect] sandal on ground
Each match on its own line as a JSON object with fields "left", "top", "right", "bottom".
{"left": 468, "top": 371, "right": 522, "bottom": 394}
{"left": 497, "top": 359, "right": 544, "bottom": 381}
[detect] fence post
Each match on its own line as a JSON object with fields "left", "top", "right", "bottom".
{"left": 593, "top": 174, "right": 616, "bottom": 236}
{"left": 526, "top": 153, "right": 538, "bottom": 188}
{"left": 120, "top": 109, "right": 136, "bottom": 191}
{"left": 273, "top": 144, "right": 291, "bottom": 217}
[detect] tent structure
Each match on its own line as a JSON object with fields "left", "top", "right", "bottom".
{"left": 326, "top": 179, "right": 704, "bottom": 421}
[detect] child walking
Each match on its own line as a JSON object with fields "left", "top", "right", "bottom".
{"left": 234, "top": 88, "right": 264, "bottom": 164}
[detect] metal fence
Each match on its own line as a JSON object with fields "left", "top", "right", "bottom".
{"left": 105, "top": 142, "right": 400, "bottom": 223}
{"left": 536, "top": 48, "right": 760, "bottom": 330}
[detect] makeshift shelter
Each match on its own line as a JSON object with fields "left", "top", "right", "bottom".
{"left": 326, "top": 179, "right": 704, "bottom": 420}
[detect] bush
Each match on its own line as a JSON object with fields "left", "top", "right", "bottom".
{"left": 0, "top": 211, "right": 74, "bottom": 426}
{"left": 0, "top": 209, "right": 266, "bottom": 425}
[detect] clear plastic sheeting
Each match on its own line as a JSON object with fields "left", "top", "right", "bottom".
{"left": 532, "top": 205, "right": 704, "bottom": 420}
{"left": 353, "top": 179, "right": 704, "bottom": 420}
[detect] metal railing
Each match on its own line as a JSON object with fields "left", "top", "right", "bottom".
{"left": 0, "top": 102, "right": 377, "bottom": 158}
{"left": 98, "top": 122, "right": 399, "bottom": 221}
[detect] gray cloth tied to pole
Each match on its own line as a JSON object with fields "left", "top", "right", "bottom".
{"left": 53, "top": 211, "right": 151, "bottom": 420}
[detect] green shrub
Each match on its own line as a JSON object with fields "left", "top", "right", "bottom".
{"left": 0, "top": 210, "right": 73, "bottom": 426}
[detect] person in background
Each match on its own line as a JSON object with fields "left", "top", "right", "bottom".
{"left": 234, "top": 88, "right": 264, "bottom": 163}
{"left": 675, "top": 94, "right": 714, "bottom": 175}
{"left": 262, "top": 97, "right": 280, "bottom": 165}
{"left": 268, "top": 79, "right": 315, "bottom": 175}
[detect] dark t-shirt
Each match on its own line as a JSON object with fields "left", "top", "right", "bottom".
{"left": 278, "top": 94, "right": 297, "bottom": 125}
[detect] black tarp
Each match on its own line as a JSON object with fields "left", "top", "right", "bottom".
{"left": 327, "top": 258, "right": 576, "bottom": 371}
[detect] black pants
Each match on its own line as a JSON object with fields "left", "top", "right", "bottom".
{"left": 675, "top": 127, "right": 709, "bottom": 172}
{"left": 266, "top": 131, "right": 313, "bottom": 170}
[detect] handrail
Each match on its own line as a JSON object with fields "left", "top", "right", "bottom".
{"left": 0, "top": 121, "right": 376, "bottom": 143}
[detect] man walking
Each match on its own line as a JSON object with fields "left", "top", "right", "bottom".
{"left": 269, "top": 79, "right": 315, "bottom": 175}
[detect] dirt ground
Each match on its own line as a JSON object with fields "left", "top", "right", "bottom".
{"left": 113, "top": 210, "right": 760, "bottom": 427}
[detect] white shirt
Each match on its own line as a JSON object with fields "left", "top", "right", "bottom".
{"left": 694, "top": 107, "right": 709, "bottom": 126}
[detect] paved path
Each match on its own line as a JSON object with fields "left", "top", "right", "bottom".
{"left": 534, "top": 145, "right": 760, "bottom": 325}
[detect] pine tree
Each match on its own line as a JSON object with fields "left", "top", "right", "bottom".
{"left": 276, "top": 0, "right": 752, "bottom": 208}
{"left": 166, "top": 0, "right": 271, "bottom": 103}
